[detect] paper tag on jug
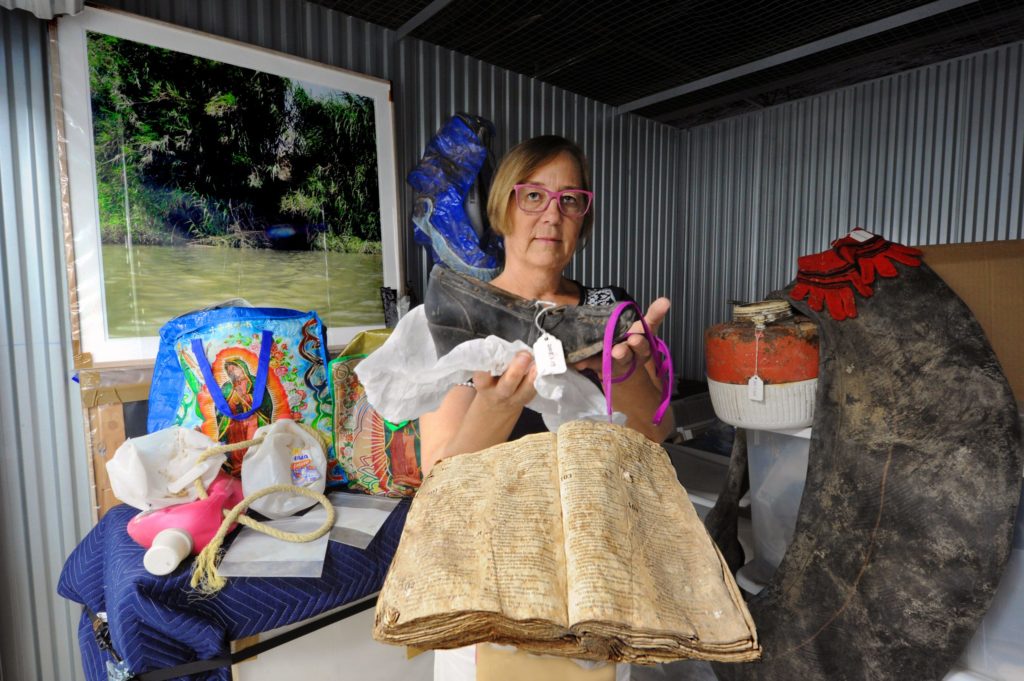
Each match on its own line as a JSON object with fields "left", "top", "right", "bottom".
{"left": 747, "top": 375, "right": 765, "bottom": 402}
{"left": 533, "top": 334, "right": 567, "bottom": 376}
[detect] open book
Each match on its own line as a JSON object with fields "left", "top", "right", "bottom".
{"left": 373, "top": 420, "right": 760, "bottom": 664}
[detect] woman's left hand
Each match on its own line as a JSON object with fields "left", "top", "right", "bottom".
{"left": 573, "top": 297, "right": 671, "bottom": 380}
{"left": 574, "top": 296, "right": 674, "bottom": 442}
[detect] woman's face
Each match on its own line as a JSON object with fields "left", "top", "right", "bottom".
{"left": 503, "top": 152, "right": 584, "bottom": 272}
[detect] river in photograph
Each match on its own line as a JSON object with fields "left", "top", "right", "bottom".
{"left": 101, "top": 244, "right": 384, "bottom": 337}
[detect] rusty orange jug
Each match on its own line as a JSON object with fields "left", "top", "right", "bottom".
{"left": 705, "top": 300, "right": 819, "bottom": 430}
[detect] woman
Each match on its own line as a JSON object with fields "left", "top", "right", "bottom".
{"left": 421, "top": 135, "right": 675, "bottom": 680}
{"left": 422, "top": 134, "right": 674, "bottom": 474}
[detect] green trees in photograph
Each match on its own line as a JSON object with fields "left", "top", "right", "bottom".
{"left": 282, "top": 86, "right": 380, "bottom": 251}
{"left": 87, "top": 33, "right": 380, "bottom": 252}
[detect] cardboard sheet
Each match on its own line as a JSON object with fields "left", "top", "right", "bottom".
{"left": 918, "top": 240, "right": 1024, "bottom": 406}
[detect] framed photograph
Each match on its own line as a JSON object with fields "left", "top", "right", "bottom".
{"left": 57, "top": 7, "right": 401, "bottom": 364}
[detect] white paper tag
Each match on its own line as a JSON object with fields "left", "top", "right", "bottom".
{"left": 533, "top": 334, "right": 567, "bottom": 376}
{"left": 849, "top": 229, "right": 875, "bottom": 242}
{"left": 747, "top": 375, "right": 765, "bottom": 402}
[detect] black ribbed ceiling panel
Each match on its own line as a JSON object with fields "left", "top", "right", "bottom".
{"left": 406, "top": 0, "right": 946, "bottom": 105}
{"left": 306, "top": 0, "right": 1024, "bottom": 128}
{"left": 316, "top": 0, "right": 433, "bottom": 29}
{"left": 635, "top": 1, "right": 1024, "bottom": 126}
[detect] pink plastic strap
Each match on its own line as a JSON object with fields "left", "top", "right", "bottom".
{"left": 601, "top": 301, "right": 674, "bottom": 425}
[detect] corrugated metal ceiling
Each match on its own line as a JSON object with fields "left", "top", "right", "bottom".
{"left": 313, "top": 0, "right": 1024, "bottom": 128}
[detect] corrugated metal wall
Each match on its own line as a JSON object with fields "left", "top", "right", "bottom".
{"left": 0, "top": 8, "right": 92, "bottom": 681}
{"left": 675, "top": 40, "right": 1024, "bottom": 379}
{"left": 3, "top": 0, "right": 1023, "bottom": 677}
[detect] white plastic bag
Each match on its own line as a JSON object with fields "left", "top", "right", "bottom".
{"left": 355, "top": 306, "right": 620, "bottom": 429}
{"left": 106, "top": 427, "right": 223, "bottom": 511}
{"left": 241, "top": 419, "right": 327, "bottom": 519}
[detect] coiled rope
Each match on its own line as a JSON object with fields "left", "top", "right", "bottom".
{"left": 188, "top": 432, "right": 336, "bottom": 594}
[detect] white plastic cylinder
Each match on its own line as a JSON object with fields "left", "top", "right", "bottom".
{"left": 735, "top": 427, "right": 810, "bottom": 595}
{"left": 143, "top": 527, "right": 194, "bottom": 576}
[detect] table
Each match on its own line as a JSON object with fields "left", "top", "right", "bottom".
{"left": 58, "top": 500, "right": 409, "bottom": 681}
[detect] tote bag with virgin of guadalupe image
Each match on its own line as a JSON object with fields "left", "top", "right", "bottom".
{"left": 147, "top": 306, "right": 345, "bottom": 484}
{"left": 329, "top": 330, "right": 422, "bottom": 496}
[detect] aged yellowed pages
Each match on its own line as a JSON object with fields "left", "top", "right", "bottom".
{"left": 555, "top": 420, "right": 638, "bottom": 648}
{"left": 375, "top": 420, "right": 760, "bottom": 663}
{"left": 374, "top": 431, "right": 574, "bottom": 650}
{"left": 557, "top": 420, "right": 759, "bottom": 662}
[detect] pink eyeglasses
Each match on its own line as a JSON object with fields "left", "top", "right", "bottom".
{"left": 513, "top": 184, "right": 594, "bottom": 217}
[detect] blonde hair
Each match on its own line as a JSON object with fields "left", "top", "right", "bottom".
{"left": 487, "top": 135, "right": 594, "bottom": 245}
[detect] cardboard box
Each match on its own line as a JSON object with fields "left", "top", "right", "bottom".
{"left": 79, "top": 365, "right": 153, "bottom": 519}
{"left": 918, "top": 240, "right": 1024, "bottom": 406}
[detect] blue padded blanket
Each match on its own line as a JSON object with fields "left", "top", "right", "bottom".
{"left": 58, "top": 499, "right": 409, "bottom": 681}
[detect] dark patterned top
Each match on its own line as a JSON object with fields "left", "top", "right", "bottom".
{"left": 508, "top": 282, "right": 632, "bottom": 441}
{"left": 580, "top": 284, "right": 629, "bottom": 306}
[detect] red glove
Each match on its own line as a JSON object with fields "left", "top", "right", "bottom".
{"left": 790, "top": 249, "right": 872, "bottom": 321}
{"left": 831, "top": 228, "right": 923, "bottom": 284}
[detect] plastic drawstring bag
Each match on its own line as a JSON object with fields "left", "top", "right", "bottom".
{"left": 106, "top": 427, "right": 224, "bottom": 511}
{"left": 241, "top": 419, "right": 328, "bottom": 519}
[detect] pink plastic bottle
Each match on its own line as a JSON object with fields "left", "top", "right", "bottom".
{"left": 127, "top": 473, "right": 244, "bottom": 575}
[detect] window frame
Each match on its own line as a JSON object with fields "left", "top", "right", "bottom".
{"left": 56, "top": 7, "right": 402, "bottom": 365}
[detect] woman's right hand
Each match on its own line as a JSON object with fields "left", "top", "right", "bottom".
{"left": 420, "top": 351, "right": 538, "bottom": 474}
{"left": 470, "top": 351, "right": 538, "bottom": 412}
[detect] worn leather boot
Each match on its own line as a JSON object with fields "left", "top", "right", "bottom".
{"left": 424, "top": 265, "right": 638, "bottom": 362}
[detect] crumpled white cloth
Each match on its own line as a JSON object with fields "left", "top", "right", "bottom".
{"left": 106, "top": 427, "right": 224, "bottom": 511}
{"left": 355, "top": 306, "right": 623, "bottom": 430}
